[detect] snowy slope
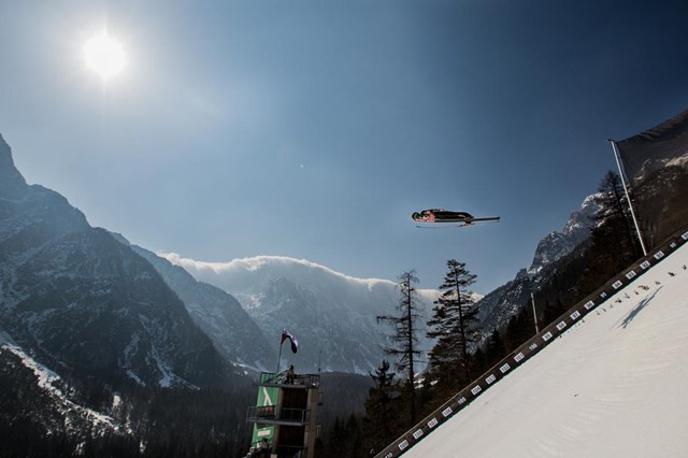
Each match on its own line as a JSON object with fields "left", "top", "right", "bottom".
{"left": 406, "top": 242, "right": 688, "bottom": 458}
{"left": 0, "top": 331, "right": 127, "bottom": 438}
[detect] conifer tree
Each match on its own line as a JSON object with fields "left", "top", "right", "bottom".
{"left": 591, "top": 171, "right": 642, "bottom": 260}
{"left": 485, "top": 330, "right": 506, "bottom": 367}
{"left": 377, "top": 271, "right": 423, "bottom": 424}
{"left": 504, "top": 311, "right": 527, "bottom": 352}
{"left": 344, "top": 414, "right": 364, "bottom": 457}
{"left": 363, "top": 360, "right": 397, "bottom": 452}
{"left": 471, "top": 347, "right": 488, "bottom": 378}
{"left": 427, "top": 260, "right": 479, "bottom": 383}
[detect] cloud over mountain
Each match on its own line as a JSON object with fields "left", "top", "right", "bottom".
{"left": 160, "top": 253, "right": 439, "bottom": 374}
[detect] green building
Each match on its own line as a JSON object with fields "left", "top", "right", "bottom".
{"left": 246, "top": 371, "right": 320, "bottom": 458}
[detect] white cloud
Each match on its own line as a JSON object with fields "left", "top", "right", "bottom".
{"left": 158, "top": 251, "right": 439, "bottom": 297}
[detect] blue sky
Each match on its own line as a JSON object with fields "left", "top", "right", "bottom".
{"left": 1, "top": 0, "right": 687, "bottom": 292}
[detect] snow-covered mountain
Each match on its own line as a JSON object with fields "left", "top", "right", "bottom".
{"left": 129, "top": 243, "right": 275, "bottom": 371}
{"left": 0, "top": 133, "right": 227, "bottom": 389}
{"left": 160, "top": 253, "right": 439, "bottom": 374}
{"left": 475, "top": 194, "right": 600, "bottom": 342}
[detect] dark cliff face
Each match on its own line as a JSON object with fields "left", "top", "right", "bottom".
{"left": 0, "top": 134, "right": 28, "bottom": 200}
{"left": 131, "top": 244, "right": 275, "bottom": 371}
{"left": 0, "top": 135, "right": 227, "bottom": 388}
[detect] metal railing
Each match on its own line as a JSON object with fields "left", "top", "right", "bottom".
{"left": 259, "top": 371, "right": 320, "bottom": 388}
{"left": 247, "top": 405, "right": 311, "bottom": 425}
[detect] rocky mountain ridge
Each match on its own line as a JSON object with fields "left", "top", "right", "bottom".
{"left": 129, "top": 243, "right": 275, "bottom": 371}
{"left": 475, "top": 193, "right": 600, "bottom": 343}
{"left": 0, "top": 134, "right": 227, "bottom": 389}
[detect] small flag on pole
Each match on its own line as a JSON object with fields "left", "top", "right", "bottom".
{"left": 281, "top": 330, "right": 298, "bottom": 354}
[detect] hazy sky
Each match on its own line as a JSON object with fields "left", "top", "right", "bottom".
{"left": 1, "top": 0, "right": 687, "bottom": 292}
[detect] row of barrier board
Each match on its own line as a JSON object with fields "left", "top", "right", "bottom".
{"left": 376, "top": 226, "right": 688, "bottom": 458}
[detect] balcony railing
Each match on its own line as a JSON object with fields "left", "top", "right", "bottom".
{"left": 248, "top": 444, "right": 307, "bottom": 458}
{"left": 247, "top": 405, "right": 311, "bottom": 425}
{"left": 259, "top": 372, "right": 320, "bottom": 388}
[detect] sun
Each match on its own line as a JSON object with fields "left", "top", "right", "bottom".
{"left": 83, "top": 31, "right": 126, "bottom": 81}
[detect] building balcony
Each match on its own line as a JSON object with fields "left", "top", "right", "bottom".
{"left": 259, "top": 372, "right": 320, "bottom": 389}
{"left": 247, "top": 405, "right": 311, "bottom": 426}
{"left": 248, "top": 444, "right": 307, "bottom": 458}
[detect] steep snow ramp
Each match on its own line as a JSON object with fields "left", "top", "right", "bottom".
{"left": 401, "top": 236, "right": 688, "bottom": 457}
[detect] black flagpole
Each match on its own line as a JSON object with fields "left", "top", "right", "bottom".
{"left": 275, "top": 338, "right": 284, "bottom": 374}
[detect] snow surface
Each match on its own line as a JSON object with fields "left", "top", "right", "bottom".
{"left": 407, "top": 242, "right": 688, "bottom": 458}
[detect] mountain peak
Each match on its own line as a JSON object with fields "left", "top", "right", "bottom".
{"left": 528, "top": 194, "right": 599, "bottom": 275}
{"left": 0, "top": 133, "right": 28, "bottom": 199}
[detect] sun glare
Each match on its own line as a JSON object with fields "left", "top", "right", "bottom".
{"left": 83, "top": 31, "right": 126, "bottom": 81}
